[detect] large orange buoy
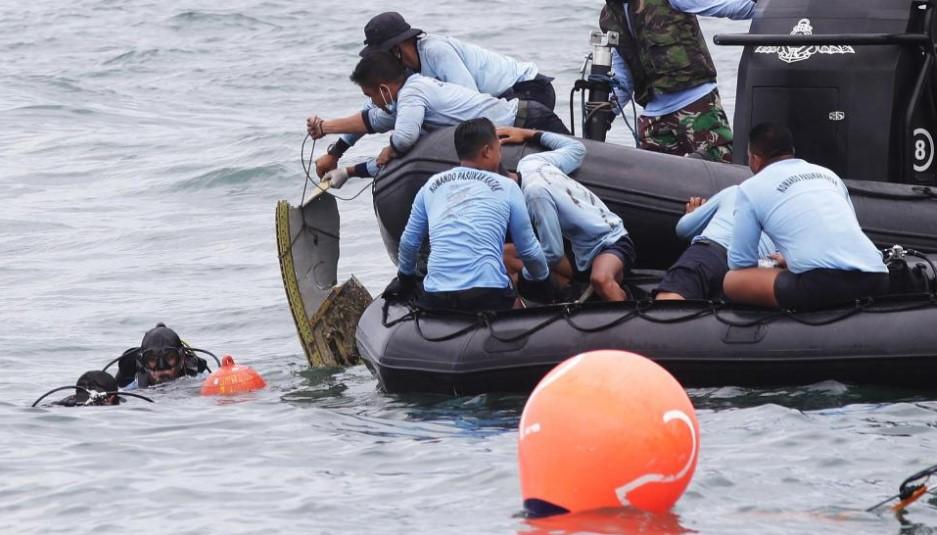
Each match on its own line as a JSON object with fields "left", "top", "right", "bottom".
{"left": 524, "top": 507, "right": 686, "bottom": 535}
{"left": 518, "top": 350, "right": 699, "bottom": 516}
{"left": 200, "top": 355, "right": 266, "bottom": 396}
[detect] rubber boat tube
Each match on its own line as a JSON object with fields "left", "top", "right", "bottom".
{"left": 357, "top": 290, "right": 937, "bottom": 395}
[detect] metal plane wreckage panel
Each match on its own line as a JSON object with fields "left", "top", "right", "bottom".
{"left": 276, "top": 194, "right": 372, "bottom": 368}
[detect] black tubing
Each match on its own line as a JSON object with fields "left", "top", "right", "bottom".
{"left": 102, "top": 347, "right": 140, "bottom": 372}
{"left": 31, "top": 386, "right": 154, "bottom": 407}
{"left": 112, "top": 391, "right": 154, "bottom": 403}
{"left": 186, "top": 347, "right": 221, "bottom": 366}
{"left": 31, "top": 386, "right": 91, "bottom": 408}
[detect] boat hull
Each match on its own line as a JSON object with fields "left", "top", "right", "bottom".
{"left": 357, "top": 294, "right": 937, "bottom": 395}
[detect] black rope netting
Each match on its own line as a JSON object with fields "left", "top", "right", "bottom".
{"left": 381, "top": 293, "right": 937, "bottom": 344}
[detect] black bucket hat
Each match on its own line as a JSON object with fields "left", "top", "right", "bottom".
{"left": 360, "top": 12, "right": 423, "bottom": 57}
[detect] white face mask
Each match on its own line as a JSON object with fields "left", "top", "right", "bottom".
{"left": 378, "top": 85, "right": 396, "bottom": 113}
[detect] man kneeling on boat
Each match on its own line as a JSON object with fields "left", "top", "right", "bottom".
{"left": 654, "top": 185, "right": 775, "bottom": 301}
{"left": 385, "top": 118, "right": 553, "bottom": 311}
{"left": 724, "top": 123, "right": 889, "bottom": 310}
{"left": 306, "top": 50, "right": 568, "bottom": 188}
{"left": 314, "top": 11, "right": 563, "bottom": 178}
{"left": 497, "top": 126, "right": 636, "bottom": 302}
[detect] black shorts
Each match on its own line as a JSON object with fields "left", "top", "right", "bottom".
{"left": 499, "top": 74, "right": 557, "bottom": 110}
{"left": 515, "top": 99, "right": 570, "bottom": 135}
{"left": 568, "top": 235, "right": 637, "bottom": 282}
{"left": 655, "top": 240, "right": 728, "bottom": 300}
{"left": 774, "top": 268, "right": 890, "bottom": 310}
{"left": 416, "top": 286, "right": 516, "bottom": 313}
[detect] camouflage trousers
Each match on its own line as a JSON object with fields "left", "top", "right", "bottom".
{"left": 638, "top": 89, "right": 734, "bottom": 163}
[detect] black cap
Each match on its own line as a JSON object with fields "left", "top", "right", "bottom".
{"left": 360, "top": 12, "right": 422, "bottom": 57}
{"left": 141, "top": 322, "right": 183, "bottom": 352}
{"left": 75, "top": 371, "right": 119, "bottom": 403}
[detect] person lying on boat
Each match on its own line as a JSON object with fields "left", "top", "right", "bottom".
{"left": 385, "top": 118, "right": 554, "bottom": 311}
{"left": 53, "top": 371, "right": 121, "bottom": 407}
{"left": 724, "top": 123, "right": 889, "bottom": 310}
{"left": 654, "top": 185, "right": 776, "bottom": 301}
{"left": 114, "top": 323, "right": 209, "bottom": 389}
{"left": 601, "top": 0, "right": 756, "bottom": 162}
{"left": 306, "top": 50, "right": 569, "bottom": 189}
{"left": 497, "top": 126, "right": 636, "bottom": 302}
{"left": 313, "top": 11, "right": 561, "bottom": 179}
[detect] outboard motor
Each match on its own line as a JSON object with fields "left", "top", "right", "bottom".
{"left": 717, "top": 0, "right": 937, "bottom": 184}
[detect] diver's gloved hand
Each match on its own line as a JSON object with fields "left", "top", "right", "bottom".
{"left": 517, "top": 275, "right": 556, "bottom": 304}
{"left": 383, "top": 272, "right": 418, "bottom": 303}
{"left": 116, "top": 352, "right": 140, "bottom": 388}
{"left": 322, "top": 167, "right": 350, "bottom": 189}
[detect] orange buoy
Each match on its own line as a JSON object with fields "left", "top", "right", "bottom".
{"left": 524, "top": 507, "right": 686, "bottom": 535}
{"left": 200, "top": 355, "right": 266, "bottom": 396}
{"left": 518, "top": 350, "right": 699, "bottom": 516}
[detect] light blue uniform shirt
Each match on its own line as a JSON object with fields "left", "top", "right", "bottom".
{"left": 517, "top": 134, "right": 627, "bottom": 273}
{"left": 418, "top": 34, "right": 538, "bottom": 97}
{"left": 728, "top": 159, "right": 887, "bottom": 274}
{"left": 358, "top": 74, "right": 518, "bottom": 175}
{"left": 341, "top": 35, "right": 536, "bottom": 150}
{"left": 610, "top": 0, "right": 755, "bottom": 116}
{"left": 675, "top": 185, "right": 775, "bottom": 257}
{"left": 398, "top": 166, "right": 549, "bottom": 293}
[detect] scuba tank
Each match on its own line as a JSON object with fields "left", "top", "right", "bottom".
{"left": 883, "top": 245, "right": 937, "bottom": 294}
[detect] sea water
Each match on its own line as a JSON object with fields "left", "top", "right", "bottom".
{"left": 3, "top": 1, "right": 937, "bottom": 533}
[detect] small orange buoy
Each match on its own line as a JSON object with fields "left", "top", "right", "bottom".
{"left": 518, "top": 350, "right": 699, "bottom": 516}
{"left": 200, "top": 355, "right": 266, "bottom": 396}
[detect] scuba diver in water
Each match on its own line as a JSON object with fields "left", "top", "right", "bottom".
{"left": 112, "top": 323, "right": 213, "bottom": 389}
{"left": 31, "top": 323, "right": 215, "bottom": 407}
{"left": 54, "top": 371, "right": 121, "bottom": 406}
{"left": 314, "top": 11, "right": 560, "bottom": 178}
{"left": 31, "top": 370, "right": 154, "bottom": 408}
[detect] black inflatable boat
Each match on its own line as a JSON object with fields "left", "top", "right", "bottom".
{"left": 357, "top": 265, "right": 937, "bottom": 395}
{"left": 276, "top": 0, "right": 937, "bottom": 394}
{"left": 358, "top": 134, "right": 937, "bottom": 393}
